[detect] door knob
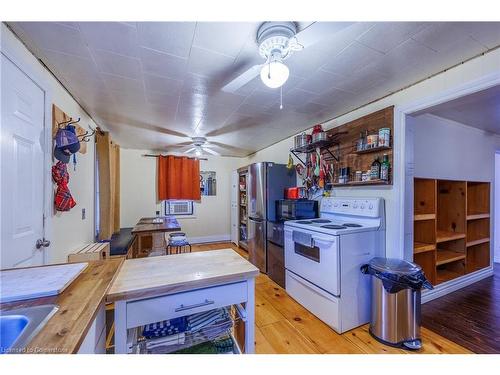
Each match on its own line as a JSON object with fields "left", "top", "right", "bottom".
{"left": 36, "top": 238, "right": 51, "bottom": 249}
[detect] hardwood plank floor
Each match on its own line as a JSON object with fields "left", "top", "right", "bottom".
{"left": 105, "top": 242, "right": 471, "bottom": 354}
{"left": 190, "top": 242, "right": 471, "bottom": 354}
{"left": 422, "top": 263, "right": 500, "bottom": 354}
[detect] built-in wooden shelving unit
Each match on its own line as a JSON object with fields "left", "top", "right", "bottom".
{"left": 238, "top": 167, "right": 248, "bottom": 251}
{"left": 413, "top": 178, "right": 491, "bottom": 285}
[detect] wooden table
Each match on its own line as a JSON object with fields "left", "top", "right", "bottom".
{"left": 107, "top": 249, "right": 259, "bottom": 354}
{"left": 131, "top": 216, "right": 181, "bottom": 256}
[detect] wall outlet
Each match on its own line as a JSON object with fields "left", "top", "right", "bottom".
{"left": 82, "top": 208, "right": 86, "bottom": 220}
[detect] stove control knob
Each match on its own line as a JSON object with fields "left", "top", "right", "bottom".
{"left": 333, "top": 202, "right": 339, "bottom": 208}
{"left": 360, "top": 203, "right": 365, "bottom": 209}
{"left": 369, "top": 203, "right": 374, "bottom": 210}
{"left": 353, "top": 202, "right": 358, "bottom": 208}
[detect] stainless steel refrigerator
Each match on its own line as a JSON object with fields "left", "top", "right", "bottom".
{"left": 247, "top": 162, "right": 295, "bottom": 273}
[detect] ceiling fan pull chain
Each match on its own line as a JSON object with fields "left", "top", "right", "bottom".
{"left": 280, "top": 86, "right": 283, "bottom": 110}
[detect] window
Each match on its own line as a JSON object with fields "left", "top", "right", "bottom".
{"left": 164, "top": 200, "right": 194, "bottom": 216}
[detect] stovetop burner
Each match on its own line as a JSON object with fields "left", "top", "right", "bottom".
{"left": 343, "top": 223, "right": 363, "bottom": 227}
{"left": 310, "top": 219, "right": 331, "bottom": 223}
{"left": 321, "top": 225, "right": 347, "bottom": 229}
{"left": 296, "top": 220, "right": 313, "bottom": 224}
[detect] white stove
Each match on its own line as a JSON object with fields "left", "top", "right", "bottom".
{"left": 284, "top": 197, "right": 385, "bottom": 333}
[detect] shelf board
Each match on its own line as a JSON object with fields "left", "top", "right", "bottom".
{"left": 466, "top": 213, "right": 490, "bottom": 220}
{"left": 414, "top": 242, "right": 436, "bottom": 254}
{"left": 436, "top": 269, "right": 463, "bottom": 284}
{"left": 291, "top": 137, "right": 342, "bottom": 154}
{"left": 436, "top": 230, "right": 466, "bottom": 243}
{"left": 436, "top": 249, "right": 466, "bottom": 266}
{"left": 332, "top": 179, "right": 391, "bottom": 187}
{"left": 466, "top": 237, "right": 490, "bottom": 247}
{"left": 351, "top": 145, "right": 392, "bottom": 155}
{"left": 414, "top": 213, "right": 436, "bottom": 221}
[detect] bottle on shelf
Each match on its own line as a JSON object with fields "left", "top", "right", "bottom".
{"left": 370, "top": 157, "right": 381, "bottom": 180}
{"left": 380, "top": 154, "right": 390, "bottom": 181}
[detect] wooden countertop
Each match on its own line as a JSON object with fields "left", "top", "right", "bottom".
{"left": 107, "top": 249, "right": 259, "bottom": 302}
{"left": 0, "top": 258, "right": 123, "bottom": 354}
{"left": 131, "top": 216, "right": 181, "bottom": 234}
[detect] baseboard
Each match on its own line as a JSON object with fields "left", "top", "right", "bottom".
{"left": 189, "top": 235, "right": 230, "bottom": 244}
{"left": 422, "top": 266, "right": 494, "bottom": 303}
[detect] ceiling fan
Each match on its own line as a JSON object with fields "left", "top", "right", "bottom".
{"left": 221, "top": 22, "right": 352, "bottom": 93}
{"left": 170, "top": 136, "right": 221, "bottom": 157}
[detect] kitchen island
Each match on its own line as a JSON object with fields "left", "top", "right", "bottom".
{"left": 107, "top": 249, "right": 259, "bottom": 354}
{"left": 0, "top": 258, "right": 123, "bottom": 354}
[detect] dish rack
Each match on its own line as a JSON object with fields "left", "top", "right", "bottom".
{"left": 126, "top": 305, "right": 244, "bottom": 354}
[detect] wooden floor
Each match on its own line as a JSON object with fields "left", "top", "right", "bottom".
{"left": 190, "top": 242, "right": 471, "bottom": 354}
{"left": 422, "top": 263, "right": 500, "bottom": 354}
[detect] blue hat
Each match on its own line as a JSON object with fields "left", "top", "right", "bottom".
{"left": 55, "top": 128, "right": 80, "bottom": 152}
{"left": 54, "top": 128, "right": 80, "bottom": 163}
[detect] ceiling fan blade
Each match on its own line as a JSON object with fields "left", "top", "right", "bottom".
{"left": 295, "top": 22, "right": 353, "bottom": 49}
{"left": 168, "top": 142, "right": 193, "bottom": 148}
{"left": 221, "top": 64, "right": 263, "bottom": 93}
{"left": 203, "top": 147, "right": 220, "bottom": 156}
{"left": 183, "top": 147, "right": 196, "bottom": 154}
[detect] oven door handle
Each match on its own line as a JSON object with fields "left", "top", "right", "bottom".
{"left": 312, "top": 236, "right": 337, "bottom": 247}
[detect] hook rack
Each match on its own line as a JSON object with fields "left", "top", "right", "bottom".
{"left": 58, "top": 117, "right": 81, "bottom": 129}
{"left": 77, "top": 125, "right": 96, "bottom": 143}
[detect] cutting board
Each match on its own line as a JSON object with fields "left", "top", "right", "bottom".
{"left": 0, "top": 262, "right": 88, "bottom": 303}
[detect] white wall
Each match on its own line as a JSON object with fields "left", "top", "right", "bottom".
{"left": 120, "top": 149, "right": 241, "bottom": 243}
{"left": 413, "top": 114, "right": 500, "bottom": 181}
{"left": 1, "top": 24, "right": 98, "bottom": 264}
{"left": 244, "top": 48, "right": 500, "bottom": 259}
{"left": 120, "top": 149, "right": 161, "bottom": 227}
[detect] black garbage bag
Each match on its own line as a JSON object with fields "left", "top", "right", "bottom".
{"left": 360, "top": 257, "right": 434, "bottom": 293}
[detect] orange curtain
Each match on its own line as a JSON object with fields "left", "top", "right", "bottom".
{"left": 158, "top": 155, "right": 201, "bottom": 201}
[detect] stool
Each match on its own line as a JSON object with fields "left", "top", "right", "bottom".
{"left": 166, "top": 232, "right": 191, "bottom": 255}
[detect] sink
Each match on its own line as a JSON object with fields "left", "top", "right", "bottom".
{"left": 0, "top": 305, "right": 58, "bottom": 354}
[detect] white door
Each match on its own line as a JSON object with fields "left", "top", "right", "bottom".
{"left": 1, "top": 54, "right": 47, "bottom": 269}
{"left": 230, "top": 171, "right": 238, "bottom": 244}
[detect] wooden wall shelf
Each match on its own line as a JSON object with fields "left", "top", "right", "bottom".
{"left": 466, "top": 213, "right": 490, "bottom": 220}
{"left": 413, "top": 178, "right": 490, "bottom": 285}
{"left": 436, "top": 231, "right": 466, "bottom": 243}
{"left": 351, "top": 145, "right": 392, "bottom": 155}
{"left": 466, "top": 238, "right": 490, "bottom": 247}
{"left": 332, "top": 179, "right": 391, "bottom": 187}
{"left": 414, "top": 214, "right": 436, "bottom": 221}
{"left": 436, "top": 250, "right": 466, "bottom": 266}
{"left": 414, "top": 242, "right": 436, "bottom": 254}
{"left": 323, "top": 106, "right": 394, "bottom": 186}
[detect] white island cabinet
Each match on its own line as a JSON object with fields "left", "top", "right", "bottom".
{"left": 107, "top": 249, "right": 259, "bottom": 354}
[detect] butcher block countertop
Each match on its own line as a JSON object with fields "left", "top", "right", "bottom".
{"left": 0, "top": 258, "right": 123, "bottom": 354}
{"left": 107, "top": 249, "right": 259, "bottom": 303}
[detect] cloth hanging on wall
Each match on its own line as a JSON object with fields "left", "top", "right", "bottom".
{"left": 157, "top": 155, "right": 201, "bottom": 201}
{"left": 52, "top": 161, "right": 76, "bottom": 211}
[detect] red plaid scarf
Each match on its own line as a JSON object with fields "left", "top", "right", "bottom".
{"left": 52, "top": 161, "right": 76, "bottom": 211}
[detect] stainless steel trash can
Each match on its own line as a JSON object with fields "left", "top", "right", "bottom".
{"left": 361, "top": 258, "right": 433, "bottom": 350}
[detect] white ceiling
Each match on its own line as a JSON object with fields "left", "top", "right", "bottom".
{"left": 415, "top": 84, "right": 500, "bottom": 134}
{"left": 7, "top": 21, "right": 500, "bottom": 156}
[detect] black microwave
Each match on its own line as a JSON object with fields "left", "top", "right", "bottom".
{"left": 276, "top": 199, "right": 318, "bottom": 221}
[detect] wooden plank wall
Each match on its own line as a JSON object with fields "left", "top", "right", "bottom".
{"left": 325, "top": 106, "right": 394, "bottom": 185}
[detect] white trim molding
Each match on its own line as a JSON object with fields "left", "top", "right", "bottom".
{"left": 422, "top": 267, "right": 494, "bottom": 303}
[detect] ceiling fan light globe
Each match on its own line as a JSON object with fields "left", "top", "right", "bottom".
{"left": 260, "top": 60, "right": 289, "bottom": 89}
{"left": 195, "top": 148, "right": 202, "bottom": 156}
